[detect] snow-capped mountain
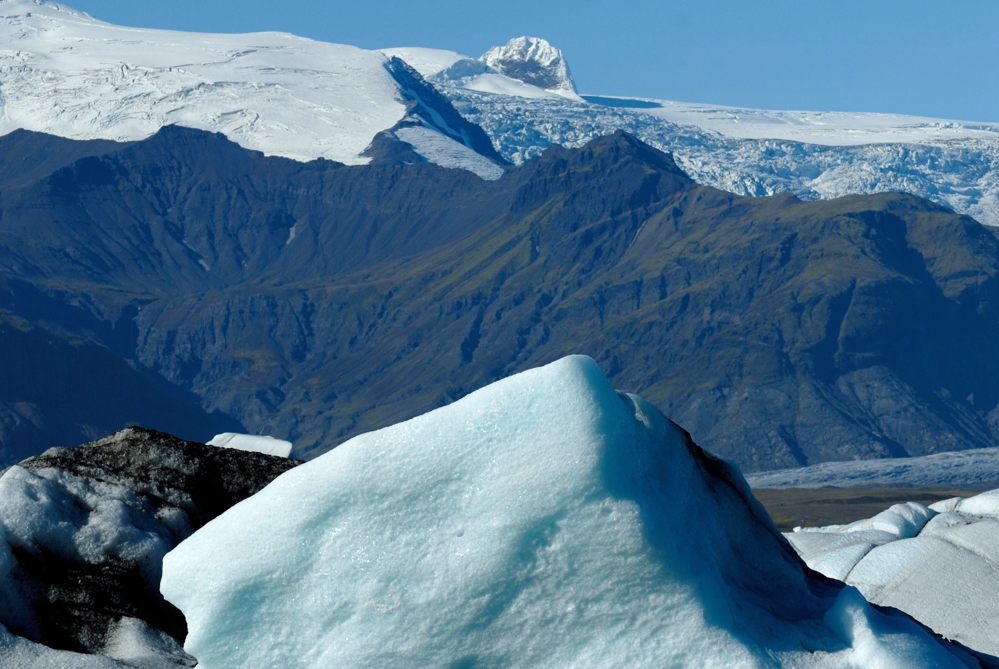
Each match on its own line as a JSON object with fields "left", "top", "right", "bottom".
{"left": 0, "top": 0, "right": 505, "bottom": 177}
{"left": 382, "top": 39, "right": 580, "bottom": 102}
{"left": 2, "top": 1, "right": 996, "bottom": 222}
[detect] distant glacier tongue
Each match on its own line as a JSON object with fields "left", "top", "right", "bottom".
{"left": 161, "top": 356, "right": 982, "bottom": 668}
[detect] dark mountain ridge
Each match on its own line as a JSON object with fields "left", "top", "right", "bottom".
{"left": 2, "top": 126, "right": 998, "bottom": 470}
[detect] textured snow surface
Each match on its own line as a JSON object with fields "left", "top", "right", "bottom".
{"left": 0, "top": 462, "right": 190, "bottom": 666}
{"left": 636, "top": 100, "right": 999, "bottom": 146}
{"left": 0, "top": 625, "right": 129, "bottom": 668}
{"left": 789, "top": 489, "right": 999, "bottom": 655}
{"left": 0, "top": 0, "right": 498, "bottom": 175}
{"left": 162, "top": 356, "right": 980, "bottom": 668}
{"left": 748, "top": 447, "right": 999, "bottom": 489}
{"left": 395, "top": 126, "right": 505, "bottom": 179}
{"left": 206, "top": 432, "right": 293, "bottom": 458}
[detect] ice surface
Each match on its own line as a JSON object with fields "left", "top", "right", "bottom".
{"left": 206, "top": 432, "right": 293, "bottom": 458}
{"left": 395, "top": 126, "right": 505, "bottom": 179}
{"left": 0, "top": 624, "right": 129, "bottom": 668}
{"left": 748, "top": 447, "right": 999, "bottom": 489}
{"left": 952, "top": 488, "right": 999, "bottom": 516}
{"left": 789, "top": 488, "right": 999, "bottom": 655}
{"left": 100, "top": 617, "right": 193, "bottom": 669}
{"left": 162, "top": 356, "right": 980, "bottom": 668}
{"left": 841, "top": 502, "right": 935, "bottom": 539}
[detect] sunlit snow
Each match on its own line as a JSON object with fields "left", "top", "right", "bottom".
{"left": 0, "top": 0, "right": 399, "bottom": 164}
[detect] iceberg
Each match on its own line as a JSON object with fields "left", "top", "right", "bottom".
{"left": 161, "top": 356, "right": 985, "bottom": 667}
{"left": 789, "top": 491, "right": 999, "bottom": 656}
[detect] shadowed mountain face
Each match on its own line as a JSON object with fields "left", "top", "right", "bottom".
{"left": 2, "top": 126, "right": 999, "bottom": 470}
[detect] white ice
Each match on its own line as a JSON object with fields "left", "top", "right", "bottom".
{"left": 0, "top": 624, "right": 129, "bottom": 668}
{"left": 162, "top": 356, "right": 979, "bottom": 668}
{"left": 206, "top": 432, "right": 292, "bottom": 458}
{"left": 788, "top": 488, "right": 999, "bottom": 655}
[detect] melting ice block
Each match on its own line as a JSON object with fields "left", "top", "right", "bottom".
{"left": 162, "top": 356, "right": 983, "bottom": 668}
{"left": 791, "top": 489, "right": 999, "bottom": 656}
{"left": 206, "top": 433, "right": 293, "bottom": 458}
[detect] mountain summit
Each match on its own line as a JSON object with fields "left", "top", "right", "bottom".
{"left": 482, "top": 36, "right": 579, "bottom": 99}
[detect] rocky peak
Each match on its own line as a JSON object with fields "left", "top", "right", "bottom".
{"left": 481, "top": 36, "right": 578, "bottom": 97}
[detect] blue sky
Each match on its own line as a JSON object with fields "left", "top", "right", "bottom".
{"left": 69, "top": 0, "right": 999, "bottom": 122}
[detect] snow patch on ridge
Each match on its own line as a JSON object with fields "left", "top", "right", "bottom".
{"left": 379, "top": 47, "right": 465, "bottom": 77}
{"left": 162, "top": 356, "right": 981, "bottom": 668}
{"left": 395, "top": 126, "right": 504, "bottom": 179}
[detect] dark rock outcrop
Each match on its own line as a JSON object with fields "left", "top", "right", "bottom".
{"left": 0, "top": 427, "right": 299, "bottom": 666}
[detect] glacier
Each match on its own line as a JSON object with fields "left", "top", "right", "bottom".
{"left": 788, "top": 490, "right": 999, "bottom": 656}
{"left": 748, "top": 447, "right": 999, "bottom": 490}
{"left": 390, "top": 42, "right": 999, "bottom": 226}
{"left": 434, "top": 86, "right": 999, "bottom": 226}
{"left": 161, "top": 356, "right": 985, "bottom": 668}
{"left": 0, "top": 0, "right": 503, "bottom": 174}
